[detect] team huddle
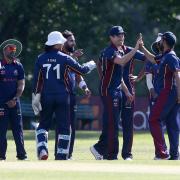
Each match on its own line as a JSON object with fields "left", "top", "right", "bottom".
{"left": 0, "top": 26, "right": 179, "bottom": 161}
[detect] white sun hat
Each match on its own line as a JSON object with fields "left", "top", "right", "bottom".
{"left": 45, "top": 31, "right": 67, "bottom": 46}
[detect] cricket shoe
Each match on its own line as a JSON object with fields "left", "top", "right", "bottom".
{"left": 154, "top": 155, "right": 170, "bottom": 160}
{"left": 90, "top": 146, "right": 103, "bottom": 160}
{"left": 39, "top": 149, "right": 48, "bottom": 160}
{"left": 0, "top": 158, "right": 5, "bottom": 161}
{"left": 124, "top": 157, "right": 133, "bottom": 161}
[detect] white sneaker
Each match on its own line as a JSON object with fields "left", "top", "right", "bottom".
{"left": 90, "top": 146, "right": 103, "bottom": 160}
{"left": 39, "top": 149, "right": 48, "bottom": 160}
{"left": 124, "top": 157, "right": 132, "bottom": 161}
{"left": 0, "top": 158, "right": 5, "bottom": 162}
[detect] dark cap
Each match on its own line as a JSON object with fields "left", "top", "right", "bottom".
{"left": 109, "top": 26, "right": 125, "bottom": 36}
{"left": 162, "top": 31, "right": 176, "bottom": 47}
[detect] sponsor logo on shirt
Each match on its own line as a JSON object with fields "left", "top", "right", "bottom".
{"left": 0, "top": 70, "right": 5, "bottom": 75}
{"left": 0, "top": 108, "right": 5, "bottom": 116}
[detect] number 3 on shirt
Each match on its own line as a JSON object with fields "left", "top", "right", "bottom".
{"left": 43, "top": 64, "right": 60, "bottom": 79}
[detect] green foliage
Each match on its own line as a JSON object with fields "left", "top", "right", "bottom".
{"left": 0, "top": 0, "right": 180, "bottom": 98}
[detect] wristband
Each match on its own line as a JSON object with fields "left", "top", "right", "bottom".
{"left": 79, "top": 80, "right": 87, "bottom": 89}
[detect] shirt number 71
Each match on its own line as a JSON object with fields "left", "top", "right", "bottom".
{"left": 43, "top": 63, "right": 60, "bottom": 79}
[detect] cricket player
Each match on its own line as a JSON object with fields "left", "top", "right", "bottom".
{"left": 32, "top": 31, "right": 96, "bottom": 160}
{"left": 0, "top": 39, "right": 27, "bottom": 160}
{"left": 90, "top": 26, "right": 142, "bottom": 160}
{"left": 119, "top": 30, "right": 146, "bottom": 160}
{"left": 59, "top": 30, "right": 91, "bottom": 159}
{"left": 145, "top": 33, "right": 162, "bottom": 110}
{"left": 140, "top": 31, "right": 180, "bottom": 160}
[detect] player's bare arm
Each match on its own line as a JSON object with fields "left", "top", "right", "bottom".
{"left": 121, "top": 79, "right": 134, "bottom": 102}
{"left": 114, "top": 37, "right": 141, "bottom": 66}
{"left": 175, "top": 71, "right": 180, "bottom": 103}
{"left": 139, "top": 34, "right": 156, "bottom": 64}
{"left": 16, "top": 79, "right": 25, "bottom": 98}
{"left": 6, "top": 79, "right": 25, "bottom": 108}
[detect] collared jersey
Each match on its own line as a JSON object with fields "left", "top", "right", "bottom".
{"left": 0, "top": 59, "right": 25, "bottom": 104}
{"left": 32, "top": 50, "right": 89, "bottom": 95}
{"left": 155, "top": 50, "right": 180, "bottom": 94}
{"left": 122, "top": 46, "right": 145, "bottom": 94}
{"left": 98, "top": 45, "right": 123, "bottom": 96}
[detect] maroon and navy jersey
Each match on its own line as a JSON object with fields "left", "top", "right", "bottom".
{"left": 122, "top": 46, "right": 145, "bottom": 94}
{"left": 98, "top": 45, "right": 123, "bottom": 96}
{"left": 0, "top": 59, "right": 25, "bottom": 104}
{"left": 145, "top": 55, "right": 162, "bottom": 93}
{"left": 155, "top": 50, "right": 180, "bottom": 95}
{"left": 32, "top": 50, "right": 89, "bottom": 95}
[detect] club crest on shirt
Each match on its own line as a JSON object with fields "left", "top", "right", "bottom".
{"left": 14, "top": 69, "right": 18, "bottom": 76}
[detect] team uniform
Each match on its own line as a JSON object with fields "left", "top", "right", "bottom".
{"left": 149, "top": 50, "right": 180, "bottom": 159}
{"left": 33, "top": 49, "right": 90, "bottom": 160}
{"left": 0, "top": 59, "right": 27, "bottom": 160}
{"left": 120, "top": 46, "right": 145, "bottom": 159}
{"left": 145, "top": 56, "right": 161, "bottom": 110}
{"left": 55, "top": 70, "right": 76, "bottom": 159}
{"left": 67, "top": 71, "right": 76, "bottom": 159}
{"left": 94, "top": 44, "right": 123, "bottom": 160}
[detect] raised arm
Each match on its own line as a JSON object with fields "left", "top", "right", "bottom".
{"left": 140, "top": 45, "right": 156, "bottom": 64}
{"left": 114, "top": 38, "right": 140, "bottom": 66}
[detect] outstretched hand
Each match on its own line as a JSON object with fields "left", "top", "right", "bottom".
{"left": 135, "top": 33, "right": 144, "bottom": 49}
{"left": 73, "top": 49, "right": 84, "bottom": 58}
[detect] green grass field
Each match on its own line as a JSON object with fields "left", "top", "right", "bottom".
{"left": 0, "top": 130, "right": 180, "bottom": 180}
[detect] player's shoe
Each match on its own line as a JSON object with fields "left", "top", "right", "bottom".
{"left": 39, "top": 149, "right": 48, "bottom": 160}
{"left": 0, "top": 157, "right": 5, "bottom": 161}
{"left": 154, "top": 155, "right": 170, "bottom": 160}
{"left": 90, "top": 146, "right": 103, "bottom": 160}
{"left": 124, "top": 157, "right": 133, "bottom": 161}
{"left": 17, "top": 155, "right": 28, "bottom": 161}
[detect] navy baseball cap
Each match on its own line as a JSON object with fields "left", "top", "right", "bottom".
{"left": 162, "top": 31, "right": 176, "bottom": 47}
{"left": 109, "top": 26, "right": 125, "bottom": 36}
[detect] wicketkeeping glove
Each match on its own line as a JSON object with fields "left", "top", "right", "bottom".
{"left": 32, "top": 93, "right": 42, "bottom": 115}
{"left": 83, "top": 60, "right": 96, "bottom": 72}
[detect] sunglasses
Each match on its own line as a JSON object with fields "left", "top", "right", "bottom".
{"left": 6, "top": 46, "right": 17, "bottom": 52}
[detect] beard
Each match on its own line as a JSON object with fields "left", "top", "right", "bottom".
{"left": 65, "top": 45, "right": 75, "bottom": 53}
{"left": 159, "top": 43, "right": 164, "bottom": 52}
{"left": 6, "top": 52, "right": 16, "bottom": 60}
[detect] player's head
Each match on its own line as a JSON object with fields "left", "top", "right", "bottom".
{"left": 151, "top": 33, "right": 162, "bottom": 54}
{"left": 109, "top": 26, "right": 125, "bottom": 46}
{"left": 45, "top": 31, "right": 67, "bottom": 52}
{"left": 0, "top": 39, "right": 22, "bottom": 63}
{"left": 62, "top": 30, "right": 76, "bottom": 53}
{"left": 160, "top": 31, "right": 176, "bottom": 51}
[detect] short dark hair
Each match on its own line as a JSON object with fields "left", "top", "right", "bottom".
{"left": 62, "top": 30, "right": 74, "bottom": 39}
